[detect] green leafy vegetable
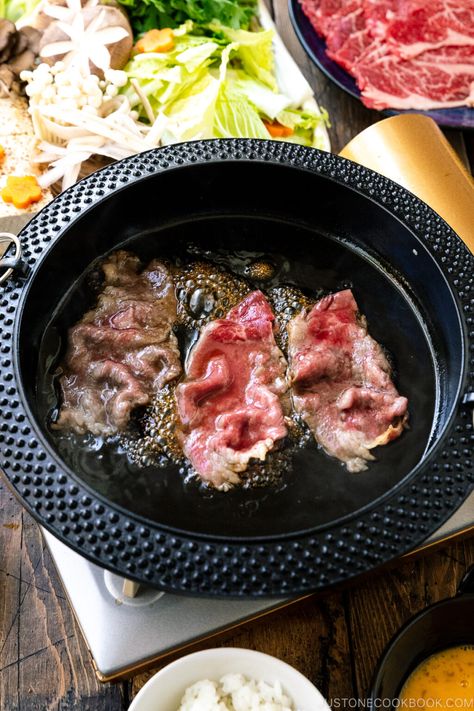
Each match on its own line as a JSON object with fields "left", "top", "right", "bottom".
{"left": 276, "top": 106, "right": 331, "bottom": 145}
{"left": 214, "top": 81, "right": 270, "bottom": 139}
{"left": 122, "top": 21, "right": 329, "bottom": 148}
{"left": 0, "top": 0, "right": 41, "bottom": 23}
{"left": 117, "top": 0, "right": 258, "bottom": 35}
{"left": 227, "top": 69, "right": 290, "bottom": 119}
{"left": 123, "top": 28, "right": 220, "bottom": 117}
{"left": 209, "top": 23, "right": 276, "bottom": 89}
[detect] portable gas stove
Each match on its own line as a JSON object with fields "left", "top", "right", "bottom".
{"left": 42, "top": 491, "right": 474, "bottom": 681}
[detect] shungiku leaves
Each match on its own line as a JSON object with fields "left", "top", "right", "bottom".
{"left": 116, "top": 0, "right": 258, "bottom": 34}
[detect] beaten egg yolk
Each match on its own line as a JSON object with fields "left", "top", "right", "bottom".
{"left": 399, "top": 645, "right": 474, "bottom": 709}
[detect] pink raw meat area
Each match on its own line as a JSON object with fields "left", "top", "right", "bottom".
{"left": 176, "top": 291, "right": 289, "bottom": 489}
{"left": 288, "top": 290, "right": 408, "bottom": 472}
{"left": 325, "top": 0, "right": 367, "bottom": 56}
{"left": 354, "top": 45, "right": 474, "bottom": 110}
{"left": 299, "top": 0, "right": 474, "bottom": 110}
{"left": 384, "top": 0, "right": 474, "bottom": 58}
{"left": 300, "top": 0, "right": 345, "bottom": 35}
{"left": 362, "top": 0, "right": 401, "bottom": 40}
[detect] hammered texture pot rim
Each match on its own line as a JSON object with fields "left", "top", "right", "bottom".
{"left": 1, "top": 138, "right": 473, "bottom": 597}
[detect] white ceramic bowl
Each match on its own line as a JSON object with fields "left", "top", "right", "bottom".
{"left": 128, "top": 647, "right": 331, "bottom": 711}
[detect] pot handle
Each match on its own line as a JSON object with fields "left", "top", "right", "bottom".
{"left": 0, "top": 233, "right": 30, "bottom": 285}
{"left": 458, "top": 565, "right": 474, "bottom": 596}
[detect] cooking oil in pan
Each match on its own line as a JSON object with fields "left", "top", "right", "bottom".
{"left": 123, "top": 382, "right": 183, "bottom": 467}
{"left": 174, "top": 261, "right": 250, "bottom": 328}
{"left": 267, "top": 285, "right": 314, "bottom": 351}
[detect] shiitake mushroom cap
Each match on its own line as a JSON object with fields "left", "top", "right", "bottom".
{"left": 39, "top": 4, "right": 133, "bottom": 76}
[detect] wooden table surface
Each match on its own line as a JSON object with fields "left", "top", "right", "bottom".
{"left": 2, "top": 0, "right": 474, "bottom": 709}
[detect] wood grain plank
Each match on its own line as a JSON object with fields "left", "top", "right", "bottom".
{"left": 17, "top": 640, "right": 126, "bottom": 711}
{"left": 347, "top": 540, "right": 474, "bottom": 698}
{"left": 131, "top": 593, "right": 354, "bottom": 701}
{"left": 312, "top": 594, "right": 354, "bottom": 700}
{"left": 1, "top": 487, "right": 127, "bottom": 711}
{"left": 0, "top": 483, "right": 23, "bottom": 578}
{"left": 19, "top": 514, "right": 65, "bottom": 598}
{"left": 0, "top": 572, "right": 20, "bottom": 675}
{"left": 0, "top": 571, "right": 19, "bottom": 653}
{"left": 16, "top": 577, "right": 76, "bottom": 667}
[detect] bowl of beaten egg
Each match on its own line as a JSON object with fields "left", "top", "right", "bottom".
{"left": 370, "top": 565, "right": 474, "bottom": 708}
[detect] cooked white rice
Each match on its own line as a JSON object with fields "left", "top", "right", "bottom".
{"left": 177, "top": 673, "right": 297, "bottom": 711}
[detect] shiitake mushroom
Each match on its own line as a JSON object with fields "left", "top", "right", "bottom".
{"left": 39, "top": 3, "right": 133, "bottom": 75}
{"left": 0, "top": 19, "right": 18, "bottom": 64}
{"left": 0, "top": 19, "right": 41, "bottom": 94}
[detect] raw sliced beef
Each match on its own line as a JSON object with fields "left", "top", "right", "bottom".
{"left": 300, "top": 0, "right": 345, "bottom": 36}
{"left": 362, "top": 0, "right": 401, "bottom": 40}
{"left": 383, "top": 0, "right": 474, "bottom": 59}
{"left": 327, "top": 24, "right": 374, "bottom": 72}
{"left": 176, "top": 291, "right": 288, "bottom": 489}
{"left": 299, "top": 0, "right": 474, "bottom": 110}
{"left": 54, "top": 251, "right": 181, "bottom": 436}
{"left": 355, "top": 45, "right": 474, "bottom": 109}
{"left": 325, "top": 2, "right": 368, "bottom": 66}
{"left": 288, "top": 290, "right": 408, "bottom": 472}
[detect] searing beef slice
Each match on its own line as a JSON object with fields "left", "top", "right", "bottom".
{"left": 176, "top": 291, "right": 288, "bottom": 489}
{"left": 54, "top": 251, "right": 181, "bottom": 436}
{"left": 288, "top": 290, "right": 408, "bottom": 472}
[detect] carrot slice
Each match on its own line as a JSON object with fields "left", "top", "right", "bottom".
{"left": 0, "top": 145, "right": 5, "bottom": 163}
{"left": 134, "top": 28, "right": 174, "bottom": 54}
{"left": 1, "top": 175, "right": 42, "bottom": 209}
{"left": 263, "top": 120, "right": 294, "bottom": 138}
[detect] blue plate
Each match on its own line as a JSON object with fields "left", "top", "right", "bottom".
{"left": 289, "top": 0, "right": 474, "bottom": 129}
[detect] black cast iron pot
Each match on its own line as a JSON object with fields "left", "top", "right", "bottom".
{"left": 1, "top": 139, "right": 473, "bottom": 596}
{"left": 370, "top": 565, "right": 474, "bottom": 704}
